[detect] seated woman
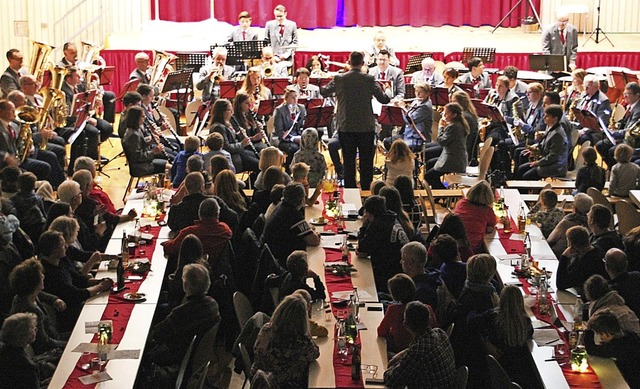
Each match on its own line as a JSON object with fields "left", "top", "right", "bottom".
{"left": 427, "top": 213, "right": 474, "bottom": 264}
{"left": 547, "top": 193, "right": 593, "bottom": 259}
{"left": 274, "top": 87, "right": 306, "bottom": 168}
{"left": 516, "top": 104, "right": 568, "bottom": 180}
{"left": 254, "top": 146, "right": 291, "bottom": 190}
{"left": 383, "top": 82, "right": 433, "bottom": 152}
{"left": 451, "top": 90, "right": 479, "bottom": 162}
{"left": 453, "top": 180, "right": 497, "bottom": 252}
{"left": 10, "top": 172, "right": 46, "bottom": 245}
{"left": 0, "top": 313, "right": 41, "bottom": 389}
{"left": 291, "top": 128, "right": 326, "bottom": 189}
{"left": 231, "top": 92, "right": 268, "bottom": 155}
{"left": 9, "top": 259, "right": 67, "bottom": 356}
{"left": 379, "top": 186, "right": 415, "bottom": 239}
{"left": 394, "top": 175, "right": 421, "bottom": 231}
{"left": 385, "top": 139, "right": 415, "bottom": 187}
{"left": 468, "top": 285, "right": 535, "bottom": 389}
{"left": 252, "top": 295, "right": 320, "bottom": 388}
{"left": 528, "top": 189, "right": 565, "bottom": 238}
{"left": 239, "top": 66, "right": 272, "bottom": 101}
{"left": 213, "top": 169, "right": 248, "bottom": 216}
{"left": 165, "top": 234, "right": 210, "bottom": 309}
{"left": 210, "top": 98, "right": 260, "bottom": 173}
{"left": 122, "top": 106, "right": 171, "bottom": 177}
{"left": 424, "top": 102, "right": 469, "bottom": 189}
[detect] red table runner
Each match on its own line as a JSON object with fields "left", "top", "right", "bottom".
{"left": 63, "top": 223, "right": 163, "bottom": 388}
{"left": 496, "top": 218, "right": 524, "bottom": 254}
{"left": 324, "top": 248, "right": 364, "bottom": 388}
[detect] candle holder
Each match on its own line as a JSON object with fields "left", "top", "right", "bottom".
{"left": 570, "top": 345, "right": 589, "bottom": 372}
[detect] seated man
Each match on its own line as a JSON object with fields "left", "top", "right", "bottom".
{"left": 457, "top": 56, "right": 492, "bottom": 92}
{"left": 605, "top": 248, "right": 640, "bottom": 318}
{"left": 557, "top": 225, "right": 608, "bottom": 293}
{"left": 584, "top": 311, "right": 640, "bottom": 389}
{"left": 410, "top": 57, "right": 444, "bottom": 86}
{"left": 261, "top": 183, "right": 321, "bottom": 266}
{"left": 73, "top": 156, "right": 117, "bottom": 214}
{"left": 588, "top": 204, "right": 623, "bottom": 255}
{"left": 401, "top": 241, "right": 440, "bottom": 308}
{"left": 167, "top": 171, "right": 238, "bottom": 233}
{"left": 162, "top": 197, "right": 233, "bottom": 271}
{"left": 357, "top": 195, "right": 410, "bottom": 293}
{"left": 383, "top": 301, "right": 456, "bottom": 389}
{"left": 278, "top": 250, "right": 326, "bottom": 302}
{"left": 147, "top": 263, "right": 220, "bottom": 367}
{"left": 366, "top": 31, "right": 400, "bottom": 67}
{"left": 574, "top": 74, "right": 612, "bottom": 146}
{"left": 260, "top": 47, "right": 289, "bottom": 78}
{"left": 293, "top": 67, "right": 320, "bottom": 99}
{"left": 129, "top": 52, "right": 150, "bottom": 84}
{"left": 118, "top": 91, "right": 143, "bottom": 138}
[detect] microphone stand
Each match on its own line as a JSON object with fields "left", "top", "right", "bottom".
{"left": 583, "top": 0, "right": 613, "bottom": 47}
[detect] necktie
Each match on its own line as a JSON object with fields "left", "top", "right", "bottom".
{"left": 8, "top": 123, "right": 15, "bottom": 139}
{"left": 242, "top": 31, "right": 246, "bottom": 41}
{"left": 560, "top": 31, "right": 566, "bottom": 45}
{"left": 625, "top": 107, "right": 631, "bottom": 120}
{"left": 380, "top": 72, "right": 386, "bottom": 80}
{"left": 291, "top": 112, "right": 296, "bottom": 121}
{"left": 279, "top": 25, "right": 284, "bottom": 36}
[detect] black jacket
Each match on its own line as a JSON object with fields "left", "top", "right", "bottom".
{"left": 167, "top": 193, "right": 238, "bottom": 233}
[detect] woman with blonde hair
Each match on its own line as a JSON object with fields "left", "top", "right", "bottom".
{"left": 468, "top": 285, "right": 535, "bottom": 388}
{"left": 453, "top": 180, "right": 497, "bottom": 252}
{"left": 213, "top": 169, "right": 248, "bottom": 215}
{"left": 385, "top": 139, "right": 415, "bottom": 186}
{"left": 424, "top": 102, "right": 469, "bottom": 189}
{"left": 252, "top": 295, "right": 320, "bottom": 387}
{"left": 240, "top": 66, "right": 272, "bottom": 101}
{"left": 451, "top": 90, "right": 479, "bottom": 161}
{"left": 255, "top": 146, "right": 291, "bottom": 190}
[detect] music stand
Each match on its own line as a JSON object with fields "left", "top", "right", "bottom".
{"left": 162, "top": 68, "right": 194, "bottom": 118}
{"left": 96, "top": 66, "right": 115, "bottom": 86}
{"left": 257, "top": 99, "right": 280, "bottom": 116}
{"left": 405, "top": 84, "right": 415, "bottom": 99}
{"left": 219, "top": 80, "right": 243, "bottom": 99}
{"left": 462, "top": 47, "right": 496, "bottom": 64}
{"left": 404, "top": 53, "right": 433, "bottom": 74}
{"left": 306, "top": 105, "right": 334, "bottom": 128}
{"left": 263, "top": 78, "right": 290, "bottom": 96}
{"left": 529, "top": 54, "right": 566, "bottom": 73}
{"left": 491, "top": 0, "right": 541, "bottom": 33}
{"left": 114, "top": 79, "right": 140, "bottom": 102}
{"left": 430, "top": 87, "right": 449, "bottom": 107}
{"left": 226, "top": 40, "right": 266, "bottom": 70}
{"left": 377, "top": 105, "right": 406, "bottom": 127}
{"left": 302, "top": 98, "right": 325, "bottom": 110}
{"left": 573, "top": 108, "right": 610, "bottom": 138}
{"left": 175, "top": 52, "right": 207, "bottom": 72}
{"left": 309, "top": 77, "right": 332, "bottom": 89}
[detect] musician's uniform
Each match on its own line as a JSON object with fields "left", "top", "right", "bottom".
{"left": 265, "top": 19, "right": 297, "bottom": 62}
{"left": 294, "top": 84, "right": 320, "bottom": 99}
{"left": 516, "top": 122, "right": 568, "bottom": 180}
{"left": 141, "top": 103, "right": 179, "bottom": 161}
{"left": 574, "top": 91, "right": 612, "bottom": 146}
{"left": 274, "top": 103, "right": 306, "bottom": 168}
{"left": 227, "top": 27, "right": 258, "bottom": 42}
{"left": 383, "top": 98, "right": 433, "bottom": 152}
{"left": 196, "top": 63, "right": 236, "bottom": 102}
{"left": 366, "top": 45, "right": 400, "bottom": 67}
{"left": 410, "top": 71, "right": 444, "bottom": 87}
{"left": 129, "top": 68, "right": 150, "bottom": 84}
{"left": 25, "top": 94, "right": 67, "bottom": 170}
{"left": 595, "top": 102, "right": 640, "bottom": 169}
{"left": 0, "top": 67, "right": 24, "bottom": 97}
{"left": 483, "top": 89, "right": 523, "bottom": 172}
{"left": 369, "top": 65, "right": 405, "bottom": 140}
{"left": 457, "top": 72, "right": 492, "bottom": 90}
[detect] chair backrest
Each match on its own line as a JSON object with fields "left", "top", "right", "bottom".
{"left": 486, "top": 354, "right": 514, "bottom": 389}
{"left": 587, "top": 187, "right": 613, "bottom": 212}
{"left": 616, "top": 200, "right": 640, "bottom": 235}
{"left": 233, "top": 291, "right": 255, "bottom": 329}
{"left": 252, "top": 213, "right": 267, "bottom": 238}
{"left": 193, "top": 361, "right": 210, "bottom": 389}
{"left": 176, "top": 335, "right": 198, "bottom": 389}
{"left": 239, "top": 342, "right": 254, "bottom": 384}
{"left": 251, "top": 369, "right": 278, "bottom": 389}
{"left": 478, "top": 146, "right": 495, "bottom": 180}
{"left": 445, "top": 322, "right": 455, "bottom": 337}
{"left": 568, "top": 141, "right": 590, "bottom": 176}
{"left": 455, "top": 365, "right": 468, "bottom": 389}
{"left": 571, "top": 129, "right": 580, "bottom": 148}
{"left": 478, "top": 138, "right": 493, "bottom": 161}
{"left": 188, "top": 322, "right": 221, "bottom": 386}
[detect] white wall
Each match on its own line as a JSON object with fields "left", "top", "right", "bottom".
{"left": 540, "top": 0, "right": 640, "bottom": 33}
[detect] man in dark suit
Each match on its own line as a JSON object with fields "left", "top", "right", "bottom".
{"left": 129, "top": 52, "right": 150, "bottom": 84}
{"left": 264, "top": 5, "right": 297, "bottom": 63}
{"left": 596, "top": 82, "right": 640, "bottom": 168}
{"left": 227, "top": 11, "right": 258, "bottom": 42}
{"left": 0, "top": 100, "right": 51, "bottom": 182}
{"left": 321, "top": 51, "right": 390, "bottom": 189}
{"left": 542, "top": 13, "right": 579, "bottom": 71}
{"left": 0, "top": 49, "right": 25, "bottom": 97}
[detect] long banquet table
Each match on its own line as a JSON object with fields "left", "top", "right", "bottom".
{"left": 486, "top": 189, "right": 628, "bottom": 389}
{"left": 306, "top": 188, "right": 388, "bottom": 388}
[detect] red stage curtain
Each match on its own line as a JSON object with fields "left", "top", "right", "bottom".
{"left": 213, "top": 0, "right": 337, "bottom": 29}
{"left": 294, "top": 52, "right": 446, "bottom": 73}
{"left": 152, "top": 0, "right": 210, "bottom": 22}
{"left": 101, "top": 50, "right": 153, "bottom": 112}
{"left": 343, "top": 0, "right": 541, "bottom": 28}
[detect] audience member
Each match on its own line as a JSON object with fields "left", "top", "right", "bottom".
{"left": 427, "top": 213, "right": 473, "bottom": 264}
{"left": 400, "top": 241, "right": 440, "bottom": 308}
{"left": 584, "top": 274, "right": 640, "bottom": 334}
{"left": 278, "top": 250, "right": 326, "bottom": 302}
{"left": 57, "top": 180, "right": 107, "bottom": 252}
{"left": 0, "top": 213, "right": 24, "bottom": 320}
{"left": 433, "top": 235, "right": 467, "bottom": 299}
{"left": 214, "top": 169, "right": 248, "bottom": 216}
{"left": 169, "top": 154, "right": 215, "bottom": 205}
{"left": 453, "top": 180, "right": 497, "bottom": 252}
{"left": 588, "top": 204, "right": 623, "bottom": 255}
{"left": 605, "top": 248, "right": 640, "bottom": 318}
{"left": 609, "top": 144, "right": 640, "bottom": 197}
{"left": 385, "top": 139, "right": 415, "bottom": 187}
{"left": 10, "top": 172, "right": 46, "bottom": 245}
{"left": 573, "top": 147, "right": 605, "bottom": 194}
{"left": 171, "top": 135, "right": 203, "bottom": 188}
{"left": 164, "top": 234, "right": 208, "bottom": 309}
{"left": 255, "top": 147, "right": 290, "bottom": 190}
{"left": 557, "top": 225, "right": 606, "bottom": 293}
{"left": 527, "top": 189, "right": 565, "bottom": 238}
{"left": 73, "top": 156, "right": 117, "bottom": 214}
{"left": 394, "top": 175, "right": 421, "bottom": 231}
{"left": 291, "top": 128, "right": 326, "bottom": 188}
{"left": 548, "top": 193, "right": 593, "bottom": 259}
{"left": 379, "top": 186, "right": 415, "bottom": 239}
{"left": 0, "top": 312, "right": 41, "bottom": 389}
{"left": 203, "top": 132, "right": 236, "bottom": 174}
{"left": 623, "top": 226, "right": 640, "bottom": 272}
{"left": 383, "top": 302, "right": 456, "bottom": 389}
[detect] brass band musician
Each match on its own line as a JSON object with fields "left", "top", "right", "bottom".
{"left": 574, "top": 75, "right": 612, "bottom": 146}
{"left": 383, "top": 82, "right": 433, "bottom": 151}
{"left": 130, "top": 52, "right": 151, "bottom": 84}
{"left": 274, "top": 87, "right": 306, "bottom": 168}
{"left": 195, "top": 47, "right": 236, "bottom": 103}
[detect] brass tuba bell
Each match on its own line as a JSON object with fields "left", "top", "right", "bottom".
{"left": 624, "top": 120, "right": 640, "bottom": 149}
{"left": 28, "top": 41, "right": 54, "bottom": 85}
{"left": 15, "top": 106, "right": 41, "bottom": 162}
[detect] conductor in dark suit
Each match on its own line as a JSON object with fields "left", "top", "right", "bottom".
{"left": 542, "top": 13, "right": 579, "bottom": 71}
{"left": 264, "top": 5, "right": 298, "bottom": 63}
{"left": 596, "top": 82, "right": 640, "bottom": 168}
{"left": 321, "top": 51, "right": 390, "bottom": 189}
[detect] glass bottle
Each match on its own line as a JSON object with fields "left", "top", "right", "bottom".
{"left": 97, "top": 327, "right": 109, "bottom": 365}
{"left": 133, "top": 217, "right": 142, "bottom": 244}
{"left": 341, "top": 235, "right": 349, "bottom": 262}
{"left": 518, "top": 204, "right": 527, "bottom": 233}
{"left": 116, "top": 254, "right": 125, "bottom": 291}
{"left": 537, "top": 267, "right": 549, "bottom": 315}
{"left": 502, "top": 205, "right": 511, "bottom": 233}
{"left": 351, "top": 344, "right": 361, "bottom": 381}
{"left": 346, "top": 295, "right": 358, "bottom": 344}
{"left": 573, "top": 295, "right": 585, "bottom": 331}
{"left": 352, "top": 287, "right": 360, "bottom": 322}
{"left": 121, "top": 230, "right": 128, "bottom": 264}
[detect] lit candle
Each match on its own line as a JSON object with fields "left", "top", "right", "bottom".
{"left": 570, "top": 345, "right": 589, "bottom": 373}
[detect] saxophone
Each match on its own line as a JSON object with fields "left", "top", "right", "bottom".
{"left": 568, "top": 96, "right": 579, "bottom": 122}
{"left": 15, "top": 106, "right": 41, "bottom": 162}
{"left": 511, "top": 98, "right": 525, "bottom": 142}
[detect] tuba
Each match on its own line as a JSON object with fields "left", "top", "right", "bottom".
{"left": 148, "top": 50, "right": 177, "bottom": 89}
{"left": 38, "top": 66, "right": 70, "bottom": 132}
{"left": 78, "top": 41, "right": 106, "bottom": 91}
{"left": 28, "top": 41, "right": 54, "bottom": 85}
{"left": 15, "top": 106, "right": 41, "bottom": 162}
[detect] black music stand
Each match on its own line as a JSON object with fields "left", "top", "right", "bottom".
{"left": 462, "top": 47, "right": 496, "bottom": 64}
{"left": 309, "top": 77, "right": 332, "bottom": 88}
{"left": 404, "top": 53, "right": 433, "bottom": 74}
{"left": 263, "top": 78, "right": 290, "bottom": 96}
{"left": 219, "top": 80, "right": 243, "bottom": 99}
{"left": 491, "top": 0, "right": 541, "bottom": 33}
{"left": 257, "top": 99, "right": 279, "bottom": 116}
{"left": 529, "top": 54, "right": 566, "bottom": 73}
{"left": 162, "top": 68, "right": 194, "bottom": 119}
{"left": 226, "top": 40, "right": 266, "bottom": 70}
{"left": 175, "top": 52, "right": 207, "bottom": 72}
{"left": 405, "top": 84, "right": 415, "bottom": 99}
{"left": 302, "top": 98, "right": 325, "bottom": 110}
{"left": 306, "top": 105, "right": 334, "bottom": 128}
{"left": 430, "top": 87, "right": 449, "bottom": 107}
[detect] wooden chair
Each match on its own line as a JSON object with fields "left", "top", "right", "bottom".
{"left": 239, "top": 342, "right": 254, "bottom": 389}
{"left": 443, "top": 146, "right": 494, "bottom": 187}
{"left": 565, "top": 141, "right": 590, "bottom": 180}
{"left": 455, "top": 365, "right": 469, "bottom": 389}
{"left": 465, "top": 137, "right": 493, "bottom": 176}
{"left": 587, "top": 187, "right": 613, "bottom": 213}
{"left": 486, "top": 354, "right": 519, "bottom": 389}
{"left": 616, "top": 200, "right": 640, "bottom": 235}
{"left": 122, "top": 170, "right": 155, "bottom": 202}
{"left": 233, "top": 291, "right": 255, "bottom": 329}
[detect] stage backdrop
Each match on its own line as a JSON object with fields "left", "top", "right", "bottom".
{"left": 211, "top": 0, "right": 541, "bottom": 28}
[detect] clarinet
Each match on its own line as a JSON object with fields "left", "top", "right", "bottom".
{"left": 143, "top": 118, "right": 174, "bottom": 162}
{"left": 231, "top": 116, "right": 259, "bottom": 157}
{"left": 151, "top": 102, "right": 182, "bottom": 151}
{"left": 251, "top": 111, "right": 270, "bottom": 147}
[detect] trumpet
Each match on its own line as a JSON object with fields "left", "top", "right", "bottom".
{"left": 209, "top": 65, "right": 223, "bottom": 84}
{"left": 263, "top": 65, "right": 274, "bottom": 78}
